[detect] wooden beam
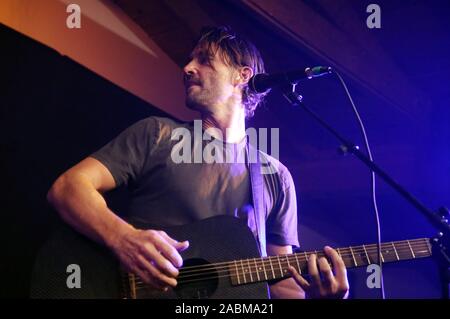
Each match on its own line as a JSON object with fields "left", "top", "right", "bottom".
{"left": 0, "top": 0, "right": 197, "bottom": 120}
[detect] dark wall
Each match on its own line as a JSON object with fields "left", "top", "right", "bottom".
{"left": 0, "top": 24, "right": 168, "bottom": 298}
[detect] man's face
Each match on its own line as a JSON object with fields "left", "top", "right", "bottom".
{"left": 183, "top": 45, "right": 238, "bottom": 113}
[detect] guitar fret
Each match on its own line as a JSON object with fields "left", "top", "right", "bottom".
{"left": 336, "top": 248, "right": 348, "bottom": 266}
{"left": 362, "top": 245, "right": 370, "bottom": 264}
{"left": 354, "top": 246, "right": 366, "bottom": 266}
{"left": 240, "top": 259, "right": 247, "bottom": 284}
{"left": 269, "top": 257, "right": 276, "bottom": 279}
{"left": 294, "top": 253, "right": 302, "bottom": 274}
{"left": 392, "top": 242, "right": 400, "bottom": 260}
{"left": 371, "top": 245, "right": 384, "bottom": 263}
{"left": 398, "top": 241, "right": 416, "bottom": 259}
{"left": 349, "top": 246, "right": 358, "bottom": 266}
{"left": 234, "top": 260, "right": 240, "bottom": 285}
{"left": 285, "top": 255, "right": 290, "bottom": 267}
{"left": 285, "top": 255, "right": 290, "bottom": 276}
{"left": 407, "top": 240, "right": 416, "bottom": 258}
{"left": 276, "top": 255, "right": 284, "bottom": 277}
{"left": 261, "top": 258, "right": 268, "bottom": 280}
{"left": 253, "top": 258, "right": 261, "bottom": 282}
{"left": 247, "top": 259, "right": 253, "bottom": 282}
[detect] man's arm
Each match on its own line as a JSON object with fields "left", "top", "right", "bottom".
{"left": 47, "top": 157, "right": 131, "bottom": 246}
{"left": 47, "top": 157, "right": 188, "bottom": 290}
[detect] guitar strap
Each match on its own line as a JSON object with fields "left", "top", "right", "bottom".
{"left": 246, "top": 140, "right": 267, "bottom": 257}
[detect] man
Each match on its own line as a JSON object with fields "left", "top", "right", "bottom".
{"left": 47, "top": 26, "right": 349, "bottom": 299}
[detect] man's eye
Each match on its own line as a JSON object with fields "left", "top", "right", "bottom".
{"left": 198, "top": 55, "right": 209, "bottom": 65}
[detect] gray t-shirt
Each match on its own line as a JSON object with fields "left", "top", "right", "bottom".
{"left": 91, "top": 116, "right": 299, "bottom": 248}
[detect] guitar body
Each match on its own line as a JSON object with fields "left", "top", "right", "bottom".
{"left": 30, "top": 215, "right": 270, "bottom": 299}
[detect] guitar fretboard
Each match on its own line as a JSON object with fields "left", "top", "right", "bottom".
{"left": 229, "top": 238, "right": 431, "bottom": 286}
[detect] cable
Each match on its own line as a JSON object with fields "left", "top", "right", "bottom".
{"left": 333, "top": 71, "right": 386, "bottom": 299}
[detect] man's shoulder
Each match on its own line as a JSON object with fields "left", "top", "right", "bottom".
{"left": 134, "top": 116, "right": 191, "bottom": 138}
{"left": 137, "top": 115, "right": 188, "bottom": 129}
{"left": 151, "top": 116, "right": 188, "bottom": 127}
{"left": 257, "top": 150, "right": 294, "bottom": 188}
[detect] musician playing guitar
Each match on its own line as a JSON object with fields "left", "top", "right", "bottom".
{"left": 47, "top": 26, "right": 349, "bottom": 299}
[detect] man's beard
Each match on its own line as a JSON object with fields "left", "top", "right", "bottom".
{"left": 185, "top": 88, "right": 210, "bottom": 112}
{"left": 184, "top": 75, "right": 207, "bottom": 111}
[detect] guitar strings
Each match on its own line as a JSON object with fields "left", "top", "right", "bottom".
{"left": 132, "top": 241, "right": 430, "bottom": 283}
{"left": 133, "top": 244, "right": 431, "bottom": 290}
{"left": 134, "top": 239, "right": 429, "bottom": 277}
{"left": 168, "top": 239, "right": 429, "bottom": 273}
{"left": 174, "top": 242, "right": 431, "bottom": 279}
{"left": 130, "top": 242, "right": 430, "bottom": 288}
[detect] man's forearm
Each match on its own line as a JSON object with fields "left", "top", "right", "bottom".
{"left": 47, "top": 172, "right": 134, "bottom": 248}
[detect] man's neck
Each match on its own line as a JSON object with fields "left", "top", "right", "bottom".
{"left": 201, "top": 108, "right": 246, "bottom": 144}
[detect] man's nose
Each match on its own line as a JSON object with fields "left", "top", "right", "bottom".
{"left": 183, "top": 60, "right": 196, "bottom": 77}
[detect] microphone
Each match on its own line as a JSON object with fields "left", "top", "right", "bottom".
{"left": 248, "top": 66, "right": 332, "bottom": 93}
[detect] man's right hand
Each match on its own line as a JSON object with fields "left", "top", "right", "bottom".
{"left": 47, "top": 157, "right": 189, "bottom": 291}
{"left": 108, "top": 228, "right": 189, "bottom": 291}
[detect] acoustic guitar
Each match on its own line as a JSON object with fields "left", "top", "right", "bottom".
{"left": 30, "top": 215, "right": 432, "bottom": 299}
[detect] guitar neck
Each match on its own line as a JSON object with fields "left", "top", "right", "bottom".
{"left": 229, "top": 238, "right": 432, "bottom": 286}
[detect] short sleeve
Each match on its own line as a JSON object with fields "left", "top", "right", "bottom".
{"left": 266, "top": 170, "right": 300, "bottom": 248}
{"left": 90, "top": 117, "right": 159, "bottom": 187}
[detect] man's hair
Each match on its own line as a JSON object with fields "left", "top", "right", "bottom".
{"left": 194, "top": 26, "right": 268, "bottom": 118}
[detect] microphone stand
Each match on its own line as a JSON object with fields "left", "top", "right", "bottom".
{"left": 280, "top": 83, "right": 450, "bottom": 298}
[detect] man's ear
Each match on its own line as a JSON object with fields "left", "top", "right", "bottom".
{"left": 236, "top": 66, "right": 254, "bottom": 85}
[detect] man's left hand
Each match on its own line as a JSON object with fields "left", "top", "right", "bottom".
{"left": 288, "top": 246, "right": 349, "bottom": 299}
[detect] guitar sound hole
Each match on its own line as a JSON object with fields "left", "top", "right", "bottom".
{"left": 175, "top": 258, "right": 219, "bottom": 299}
